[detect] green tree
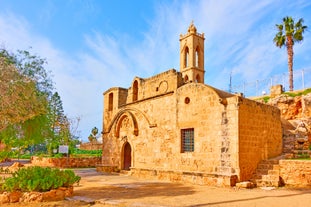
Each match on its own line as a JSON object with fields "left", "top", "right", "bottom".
{"left": 273, "top": 16, "right": 307, "bottom": 91}
{"left": 88, "top": 127, "right": 98, "bottom": 142}
{"left": 0, "top": 57, "right": 47, "bottom": 131}
{"left": 0, "top": 48, "right": 80, "bottom": 158}
{"left": 0, "top": 49, "right": 53, "bottom": 158}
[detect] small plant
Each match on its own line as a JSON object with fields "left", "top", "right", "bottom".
{"left": 1, "top": 166, "right": 80, "bottom": 192}
{"left": 71, "top": 149, "right": 102, "bottom": 157}
{"left": 262, "top": 96, "right": 270, "bottom": 103}
{"left": 283, "top": 88, "right": 311, "bottom": 97}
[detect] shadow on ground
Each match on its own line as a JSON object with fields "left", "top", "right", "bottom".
{"left": 73, "top": 182, "right": 196, "bottom": 200}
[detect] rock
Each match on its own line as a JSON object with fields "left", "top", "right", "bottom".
{"left": 235, "top": 181, "right": 255, "bottom": 189}
{"left": 0, "top": 192, "right": 9, "bottom": 204}
{"left": 302, "top": 93, "right": 311, "bottom": 117}
{"left": 8, "top": 162, "right": 24, "bottom": 173}
{"left": 20, "top": 192, "right": 43, "bottom": 202}
{"left": 8, "top": 191, "right": 22, "bottom": 203}
{"left": 260, "top": 186, "right": 276, "bottom": 190}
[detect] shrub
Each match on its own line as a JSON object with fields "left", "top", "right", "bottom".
{"left": 1, "top": 166, "right": 80, "bottom": 192}
{"left": 71, "top": 149, "right": 102, "bottom": 156}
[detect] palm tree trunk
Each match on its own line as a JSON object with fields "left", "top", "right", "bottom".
{"left": 286, "top": 36, "right": 294, "bottom": 91}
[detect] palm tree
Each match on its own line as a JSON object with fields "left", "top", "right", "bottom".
{"left": 273, "top": 16, "right": 307, "bottom": 91}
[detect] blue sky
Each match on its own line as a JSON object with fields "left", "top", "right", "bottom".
{"left": 1, "top": 0, "right": 311, "bottom": 141}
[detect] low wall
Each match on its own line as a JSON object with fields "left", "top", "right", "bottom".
{"left": 80, "top": 143, "right": 102, "bottom": 150}
{"left": 130, "top": 168, "right": 237, "bottom": 187}
{"left": 0, "top": 187, "right": 73, "bottom": 204}
{"left": 279, "top": 160, "right": 311, "bottom": 187}
{"left": 31, "top": 156, "right": 101, "bottom": 168}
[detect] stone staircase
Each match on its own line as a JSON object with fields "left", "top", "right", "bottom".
{"left": 251, "top": 158, "right": 284, "bottom": 187}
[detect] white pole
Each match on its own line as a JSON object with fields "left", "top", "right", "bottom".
{"left": 302, "top": 69, "right": 305, "bottom": 89}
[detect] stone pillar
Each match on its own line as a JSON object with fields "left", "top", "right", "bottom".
{"left": 270, "top": 85, "right": 283, "bottom": 98}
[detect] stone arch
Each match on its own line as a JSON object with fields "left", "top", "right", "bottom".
{"left": 115, "top": 112, "right": 138, "bottom": 138}
{"left": 105, "top": 107, "right": 156, "bottom": 136}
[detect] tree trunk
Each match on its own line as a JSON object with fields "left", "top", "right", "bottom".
{"left": 286, "top": 36, "right": 294, "bottom": 91}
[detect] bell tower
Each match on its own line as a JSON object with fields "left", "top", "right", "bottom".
{"left": 179, "top": 22, "right": 205, "bottom": 83}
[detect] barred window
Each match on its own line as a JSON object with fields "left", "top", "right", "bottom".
{"left": 181, "top": 128, "right": 194, "bottom": 152}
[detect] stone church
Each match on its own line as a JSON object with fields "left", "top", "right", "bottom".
{"left": 100, "top": 23, "right": 282, "bottom": 186}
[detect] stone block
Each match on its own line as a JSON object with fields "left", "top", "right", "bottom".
{"left": 8, "top": 191, "right": 22, "bottom": 203}
{"left": 0, "top": 192, "right": 9, "bottom": 204}
{"left": 235, "top": 181, "right": 255, "bottom": 189}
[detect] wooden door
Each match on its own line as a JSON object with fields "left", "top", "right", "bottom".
{"left": 123, "top": 142, "right": 131, "bottom": 170}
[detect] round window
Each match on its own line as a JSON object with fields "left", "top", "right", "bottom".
{"left": 185, "top": 97, "right": 190, "bottom": 104}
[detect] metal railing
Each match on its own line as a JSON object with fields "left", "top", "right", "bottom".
{"left": 230, "top": 68, "right": 311, "bottom": 97}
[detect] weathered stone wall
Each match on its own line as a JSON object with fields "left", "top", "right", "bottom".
{"left": 175, "top": 84, "right": 239, "bottom": 178}
{"left": 102, "top": 82, "right": 244, "bottom": 186}
{"left": 238, "top": 98, "right": 282, "bottom": 181}
{"left": 102, "top": 91, "right": 177, "bottom": 170}
{"left": 31, "top": 156, "right": 101, "bottom": 168}
{"left": 130, "top": 168, "right": 237, "bottom": 187}
{"left": 103, "top": 87, "right": 128, "bottom": 133}
{"left": 279, "top": 160, "right": 311, "bottom": 186}
{"left": 101, "top": 76, "right": 283, "bottom": 186}
{"left": 126, "top": 69, "right": 183, "bottom": 104}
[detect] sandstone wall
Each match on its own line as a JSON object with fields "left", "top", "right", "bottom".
{"left": 279, "top": 160, "right": 311, "bottom": 186}
{"left": 103, "top": 87, "right": 128, "bottom": 133}
{"left": 31, "top": 156, "right": 101, "bottom": 168}
{"left": 80, "top": 142, "right": 102, "bottom": 150}
{"left": 102, "top": 82, "right": 242, "bottom": 186}
{"left": 102, "top": 91, "right": 177, "bottom": 169}
{"left": 126, "top": 69, "right": 183, "bottom": 104}
{"left": 238, "top": 98, "right": 282, "bottom": 181}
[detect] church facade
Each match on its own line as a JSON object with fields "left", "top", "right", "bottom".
{"left": 100, "top": 23, "right": 282, "bottom": 186}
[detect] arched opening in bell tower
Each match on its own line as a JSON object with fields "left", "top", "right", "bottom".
{"left": 132, "top": 80, "right": 138, "bottom": 102}
{"left": 184, "top": 47, "right": 189, "bottom": 68}
{"left": 195, "top": 47, "right": 200, "bottom": 67}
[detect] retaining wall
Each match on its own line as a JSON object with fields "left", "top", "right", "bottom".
{"left": 31, "top": 156, "right": 101, "bottom": 168}
{"left": 279, "top": 160, "right": 311, "bottom": 187}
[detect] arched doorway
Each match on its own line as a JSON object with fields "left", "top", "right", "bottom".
{"left": 123, "top": 142, "right": 132, "bottom": 170}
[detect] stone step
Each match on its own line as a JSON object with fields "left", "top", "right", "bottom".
{"left": 255, "top": 179, "right": 280, "bottom": 187}
{"left": 251, "top": 158, "right": 282, "bottom": 187}
{"left": 120, "top": 170, "right": 131, "bottom": 175}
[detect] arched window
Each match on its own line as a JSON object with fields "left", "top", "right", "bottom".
{"left": 195, "top": 74, "right": 200, "bottom": 83}
{"left": 132, "top": 80, "right": 138, "bottom": 102}
{"left": 184, "top": 47, "right": 189, "bottom": 68}
{"left": 184, "top": 75, "right": 189, "bottom": 82}
{"left": 195, "top": 47, "right": 199, "bottom": 67}
{"left": 108, "top": 92, "right": 113, "bottom": 111}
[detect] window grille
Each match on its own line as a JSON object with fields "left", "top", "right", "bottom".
{"left": 181, "top": 128, "right": 194, "bottom": 152}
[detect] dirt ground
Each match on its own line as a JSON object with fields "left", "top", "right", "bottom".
{"left": 2, "top": 167, "right": 311, "bottom": 207}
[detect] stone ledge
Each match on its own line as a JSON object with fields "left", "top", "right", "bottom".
{"left": 130, "top": 168, "right": 238, "bottom": 187}
{"left": 96, "top": 165, "right": 119, "bottom": 173}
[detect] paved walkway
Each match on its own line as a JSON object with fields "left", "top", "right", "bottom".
{"left": 70, "top": 168, "right": 311, "bottom": 207}
{"left": 1, "top": 162, "right": 311, "bottom": 207}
